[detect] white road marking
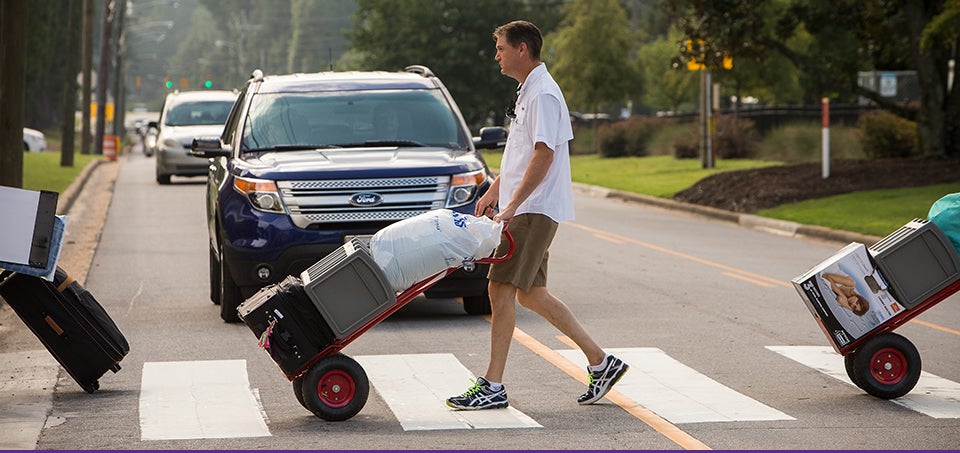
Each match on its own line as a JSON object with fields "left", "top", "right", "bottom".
{"left": 557, "top": 348, "right": 795, "bottom": 424}
{"left": 768, "top": 345, "right": 960, "bottom": 419}
{"left": 139, "top": 360, "right": 271, "bottom": 440}
{"left": 355, "top": 353, "right": 541, "bottom": 431}
{"left": 0, "top": 350, "right": 60, "bottom": 450}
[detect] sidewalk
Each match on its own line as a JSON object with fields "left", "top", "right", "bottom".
{"left": 0, "top": 154, "right": 123, "bottom": 450}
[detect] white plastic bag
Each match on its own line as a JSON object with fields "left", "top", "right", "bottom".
{"left": 370, "top": 209, "right": 502, "bottom": 292}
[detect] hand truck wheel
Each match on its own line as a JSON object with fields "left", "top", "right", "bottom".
{"left": 851, "top": 333, "right": 922, "bottom": 399}
{"left": 292, "top": 375, "right": 308, "bottom": 409}
{"left": 299, "top": 353, "right": 369, "bottom": 421}
{"left": 844, "top": 352, "right": 864, "bottom": 390}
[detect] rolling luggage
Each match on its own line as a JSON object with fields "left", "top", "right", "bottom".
{"left": 238, "top": 275, "right": 336, "bottom": 378}
{"left": 0, "top": 266, "right": 129, "bottom": 393}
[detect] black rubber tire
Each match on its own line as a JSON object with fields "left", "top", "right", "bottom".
{"left": 292, "top": 375, "right": 308, "bottom": 410}
{"left": 462, "top": 290, "right": 492, "bottom": 315}
{"left": 851, "top": 333, "right": 921, "bottom": 399}
{"left": 218, "top": 246, "right": 243, "bottom": 323}
{"left": 844, "top": 352, "right": 863, "bottom": 389}
{"left": 209, "top": 247, "right": 221, "bottom": 305}
{"left": 300, "top": 354, "right": 369, "bottom": 421}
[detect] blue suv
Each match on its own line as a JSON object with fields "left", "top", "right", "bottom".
{"left": 190, "top": 66, "right": 507, "bottom": 322}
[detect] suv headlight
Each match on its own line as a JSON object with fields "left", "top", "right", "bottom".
{"left": 234, "top": 176, "right": 285, "bottom": 213}
{"left": 445, "top": 170, "right": 485, "bottom": 208}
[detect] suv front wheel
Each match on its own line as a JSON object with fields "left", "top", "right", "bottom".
{"left": 219, "top": 245, "right": 243, "bottom": 322}
{"left": 462, "top": 291, "right": 492, "bottom": 315}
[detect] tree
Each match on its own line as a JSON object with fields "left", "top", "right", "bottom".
{"left": 547, "top": 0, "right": 638, "bottom": 150}
{"left": 548, "top": 0, "right": 638, "bottom": 112}
{"left": 670, "top": 0, "right": 960, "bottom": 158}
{"left": 636, "top": 33, "right": 698, "bottom": 113}
{"left": 0, "top": 0, "right": 27, "bottom": 188}
{"left": 61, "top": 0, "right": 82, "bottom": 168}
{"left": 350, "top": 0, "right": 526, "bottom": 129}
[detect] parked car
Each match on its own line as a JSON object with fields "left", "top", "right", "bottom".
{"left": 190, "top": 66, "right": 507, "bottom": 322}
{"left": 23, "top": 127, "right": 46, "bottom": 152}
{"left": 150, "top": 90, "right": 237, "bottom": 184}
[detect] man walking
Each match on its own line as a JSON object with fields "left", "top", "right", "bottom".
{"left": 446, "top": 20, "right": 629, "bottom": 410}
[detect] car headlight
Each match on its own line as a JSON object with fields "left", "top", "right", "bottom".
{"left": 234, "top": 176, "right": 285, "bottom": 213}
{"left": 445, "top": 170, "right": 485, "bottom": 208}
{"left": 162, "top": 138, "right": 182, "bottom": 149}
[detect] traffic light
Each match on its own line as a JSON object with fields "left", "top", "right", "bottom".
{"left": 204, "top": 79, "right": 213, "bottom": 89}
{"left": 164, "top": 75, "right": 173, "bottom": 89}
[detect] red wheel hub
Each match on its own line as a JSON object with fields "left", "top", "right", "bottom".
{"left": 869, "top": 347, "right": 907, "bottom": 385}
{"left": 316, "top": 370, "right": 355, "bottom": 408}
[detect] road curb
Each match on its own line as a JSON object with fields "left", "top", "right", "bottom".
{"left": 572, "top": 182, "right": 883, "bottom": 246}
{"left": 56, "top": 158, "right": 105, "bottom": 216}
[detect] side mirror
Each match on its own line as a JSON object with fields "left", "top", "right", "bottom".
{"left": 473, "top": 126, "right": 507, "bottom": 149}
{"left": 190, "top": 136, "right": 231, "bottom": 158}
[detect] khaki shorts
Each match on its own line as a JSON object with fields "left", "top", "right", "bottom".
{"left": 488, "top": 213, "right": 558, "bottom": 291}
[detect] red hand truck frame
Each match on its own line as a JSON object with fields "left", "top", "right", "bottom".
{"left": 288, "top": 227, "right": 514, "bottom": 421}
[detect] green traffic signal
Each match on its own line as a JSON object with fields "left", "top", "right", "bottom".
{"left": 204, "top": 80, "right": 213, "bottom": 88}
{"left": 165, "top": 80, "right": 173, "bottom": 89}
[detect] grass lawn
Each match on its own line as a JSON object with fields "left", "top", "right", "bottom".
{"left": 757, "top": 182, "right": 960, "bottom": 237}
{"left": 22, "top": 151, "right": 101, "bottom": 194}
{"left": 482, "top": 152, "right": 781, "bottom": 198}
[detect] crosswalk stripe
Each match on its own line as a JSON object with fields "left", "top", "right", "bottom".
{"left": 557, "top": 348, "right": 795, "bottom": 424}
{"left": 139, "top": 360, "right": 271, "bottom": 440}
{"left": 354, "top": 353, "right": 542, "bottom": 431}
{"left": 767, "top": 345, "right": 960, "bottom": 419}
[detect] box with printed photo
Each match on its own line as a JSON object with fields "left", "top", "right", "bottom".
{"left": 791, "top": 242, "right": 906, "bottom": 354}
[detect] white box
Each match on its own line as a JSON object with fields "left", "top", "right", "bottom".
{"left": 792, "top": 242, "right": 906, "bottom": 353}
{"left": 0, "top": 186, "right": 58, "bottom": 268}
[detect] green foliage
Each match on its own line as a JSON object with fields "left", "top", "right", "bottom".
{"left": 547, "top": 0, "right": 638, "bottom": 112}
{"left": 756, "top": 122, "right": 863, "bottom": 162}
{"left": 858, "top": 110, "right": 918, "bottom": 159}
{"left": 636, "top": 32, "right": 697, "bottom": 112}
{"left": 597, "top": 116, "right": 674, "bottom": 158}
{"left": 350, "top": 0, "right": 522, "bottom": 128}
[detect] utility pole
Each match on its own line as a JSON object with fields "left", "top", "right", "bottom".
{"left": 81, "top": 0, "right": 94, "bottom": 155}
{"left": 94, "top": 0, "right": 115, "bottom": 156}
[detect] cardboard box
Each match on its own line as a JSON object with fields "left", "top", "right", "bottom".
{"left": 792, "top": 242, "right": 906, "bottom": 353}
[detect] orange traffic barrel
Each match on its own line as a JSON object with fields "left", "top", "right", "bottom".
{"left": 103, "top": 135, "right": 118, "bottom": 161}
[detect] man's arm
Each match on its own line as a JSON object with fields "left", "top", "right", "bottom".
{"left": 494, "top": 141, "right": 553, "bottom": 223}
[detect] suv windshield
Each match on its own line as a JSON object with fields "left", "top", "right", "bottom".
{"left": 165, "top": 100, "right": 235, "bottom": 126}
{"left": 241, "top": 89, "right": 469, "bottom": 152}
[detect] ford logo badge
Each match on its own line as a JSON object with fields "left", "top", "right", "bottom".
{"left": 349, "top": 192, "right": 383, "bottom": 207}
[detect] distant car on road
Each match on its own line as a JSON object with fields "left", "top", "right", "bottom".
{"left": 23, "top": 127, "right": 46, "bottom": 152}
{"left": 150, "top": 90, "right": 237, "bottom": 184}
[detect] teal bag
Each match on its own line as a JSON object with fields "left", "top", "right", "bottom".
{"left": 928, "top": 193, "right": 960, "bottom": 252}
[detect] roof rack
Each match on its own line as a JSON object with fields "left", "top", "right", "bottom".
{"left": 404, "top": 65, "right": 434, "bottom": 78}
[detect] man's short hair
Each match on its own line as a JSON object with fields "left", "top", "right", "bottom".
{"left": 494, "top": 20, "right": 542, "bottom": 60}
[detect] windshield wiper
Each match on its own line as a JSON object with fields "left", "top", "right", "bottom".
{"left": 242, "top": 144, "right": 342, "bottom": 153}
{"left": 331, "top": 140, "right": 429, "bottom": 148}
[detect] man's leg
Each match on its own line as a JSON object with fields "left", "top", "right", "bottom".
{"left": 484, "top": 279, "right": 517, "bottom": 383}
{"left": 516, "top": 286, "right": 605, "bottom": 366}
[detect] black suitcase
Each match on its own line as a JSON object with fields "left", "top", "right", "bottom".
{"left": 238, "top": 275, "right": 335, "bottom": 378}
{"left": 0, "top": 267, "right": 129, "bottom": 393}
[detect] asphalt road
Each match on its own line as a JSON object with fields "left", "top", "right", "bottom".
{"left": 3, "top": 149, "right": 960, "bottom": 450}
